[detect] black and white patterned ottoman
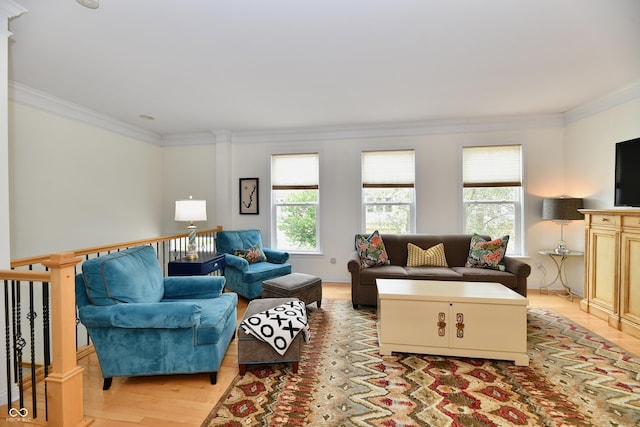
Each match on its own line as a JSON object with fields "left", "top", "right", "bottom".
{"left": 238, "top": 298, "right": 303, "bottom": 375}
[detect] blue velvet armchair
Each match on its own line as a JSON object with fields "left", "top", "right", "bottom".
{"left": 75, "top": 245, "right": 238, "bottom": 390}
{"left": 215, "top": 229, "right": 291, "bottom": 299}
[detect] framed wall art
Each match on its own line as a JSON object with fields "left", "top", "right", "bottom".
{"left": 239, "top": 178, "right": 259, "bottom": 214}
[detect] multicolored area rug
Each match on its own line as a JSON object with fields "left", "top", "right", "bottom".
{"left": 202, "top": 299, "right": 640, "bottom": 427}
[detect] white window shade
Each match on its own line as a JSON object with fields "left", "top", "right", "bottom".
{"left": 362, "top": 150, "right": 415, "bottom": 187}
{"left": 271, "top": 153, "right": 319, "bottom": 189}
{"left": 463, "top": 145, "right": 522, "bottom": 187}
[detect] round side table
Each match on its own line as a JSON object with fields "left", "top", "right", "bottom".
{"left": 538, "top": 249, "right": 584, "bottom": 301}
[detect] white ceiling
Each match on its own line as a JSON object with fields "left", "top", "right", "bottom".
{"left": 7, "top": 0, "right": 640, "bottom": 137}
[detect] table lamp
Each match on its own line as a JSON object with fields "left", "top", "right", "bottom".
{"left": 175, "top": 196, "right": 207, "bottom": 259}
{"left": 542, "top": 197, "right": 584, "bottom": 254}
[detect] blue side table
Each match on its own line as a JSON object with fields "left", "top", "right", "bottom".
{"left": 168, "top": 253, "right": 225, "bottom": 276}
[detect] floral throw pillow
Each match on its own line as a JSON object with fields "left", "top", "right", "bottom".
{"left": 355, "top": 230, "right": 390, "bottom": 269}
{"left": 406, "top": 243, "right": 448, "bottom": 267}
{"left": 233, "top": 244, "right": 267, "bottom": 264}
{"left": 465, "top": 234, "right": 509, "bottom": 271}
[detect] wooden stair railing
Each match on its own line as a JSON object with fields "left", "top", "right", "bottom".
{"left": 1, "top": 253, "right": 90, "bottom": 427}
{"left": 0, "top": 226, "right": 222, "bottom": 426}
{"left": 10, "top": 226, "right": 223, "bottom": 270}
{"left": 42, "top": 253, "right": 87, "bottom": 427}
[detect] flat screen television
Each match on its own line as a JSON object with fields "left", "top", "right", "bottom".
{"left": 614, "top": 137, "right": 640, "bottom": 207}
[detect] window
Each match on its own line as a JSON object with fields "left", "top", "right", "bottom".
{"left": 271, "top": 153, "right": 319, "bottom": 252}
{"left": 462, "top": 145, "right": 523, "bottom": 255}
{"left": 362, "top": 150, "right": 415, "bottom": 234}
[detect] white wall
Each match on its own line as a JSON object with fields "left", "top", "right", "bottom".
{"left": 162, "top": 144, "right": 218, "bottom": 234}
{"left": 556, "top": 98, "right": 640, "bottom": 296}
{"left": 5, "top": 85, "right": 639, "bottom": 282}
{"left": 7, "top": 95, "right": 639, "bottom": 292}
{"left": 8, "top": 102, "right": 165, "bottom": 258}
{"left": 565, "top": 98, "right": 640, "bottom": 208}
{"left": 224, "top": 124, "right": 568, "bottom": 285}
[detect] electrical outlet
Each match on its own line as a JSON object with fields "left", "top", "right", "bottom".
{"left": 330, "top": 257, "right": 336, "bottom": 264}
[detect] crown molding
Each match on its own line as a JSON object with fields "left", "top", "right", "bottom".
{"left": 0, "top": 1, "right": 27, "bottom": 37}
{"left": 229, "top": 114, "right": 565, "bottom": 144}
{"left": 160, "top": 132, "right": 216, "bottom": 146}
{"left": 11, "top": 78, "right": 639, "bottom": 147}
{"left": 1, "top": 1, "right": 27, "bottom": 21}
{"left": 9, "top": 81, "right": 161, "bottom": 145}
{"left": 0, "top": 0, "right": 27, "bottom": 18}
{"left": 564, "top": 80, "right": 640, "bottom": 124}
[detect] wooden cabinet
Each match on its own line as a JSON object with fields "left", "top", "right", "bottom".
{"left": 581, "top": 209, "right": 640, "bottom": 338}
{"left": 621, "top": 230, "right": 640, "bottom": 333}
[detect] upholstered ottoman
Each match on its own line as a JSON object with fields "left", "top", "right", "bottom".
{"left": 262, "top": 273, "right": 322, "bottom": 308}
{"left": 238, "top": 297, "right": 302, "bottom": 375}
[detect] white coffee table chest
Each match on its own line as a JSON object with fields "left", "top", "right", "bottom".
{"left": 376, "top": 279, "right": 529, "bottom": 366}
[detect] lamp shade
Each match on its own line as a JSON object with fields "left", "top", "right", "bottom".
{"left": 175, "top": 199, "right": 207, "bottom": 222}
{"left": 542, "top": 197, "right": 584, "bottom": 221}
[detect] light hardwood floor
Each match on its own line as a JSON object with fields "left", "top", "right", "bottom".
{"left": 3, "top": 283, "right": 639, "bottom": 427}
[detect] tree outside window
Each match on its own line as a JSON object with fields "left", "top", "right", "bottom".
{"left": 363, "top": 188, "right": 412, "bottom": 234}
{"left": 275, "top": 189, "right": 318, "bottom": 250}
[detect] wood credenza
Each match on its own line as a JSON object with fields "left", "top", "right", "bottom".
{"left": 580, "top": 209, "right": 640, "bottom": 339}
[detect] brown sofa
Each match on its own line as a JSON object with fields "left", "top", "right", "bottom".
{"left": 347, "top": 234, "right": 531, "bottom": 308}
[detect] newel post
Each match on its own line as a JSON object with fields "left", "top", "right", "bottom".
{"left": 42, "top": 252, "right": 92, "bottom": 427}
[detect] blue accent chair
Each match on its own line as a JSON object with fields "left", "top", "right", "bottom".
{"left": 75, "top": 245, "right": 238, "bottom": 390}
{"left": 215, "top": 229, "right": 292, "bottom": 299}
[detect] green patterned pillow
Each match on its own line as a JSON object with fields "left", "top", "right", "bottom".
{"left": 355, "top": 230, "right": 390, "bottom": 269}
{"left": 465, "top": 234, "right": 509, "bottom": 271}
{"left": 233, "top": 244, "right": 267, "bottom": 264}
